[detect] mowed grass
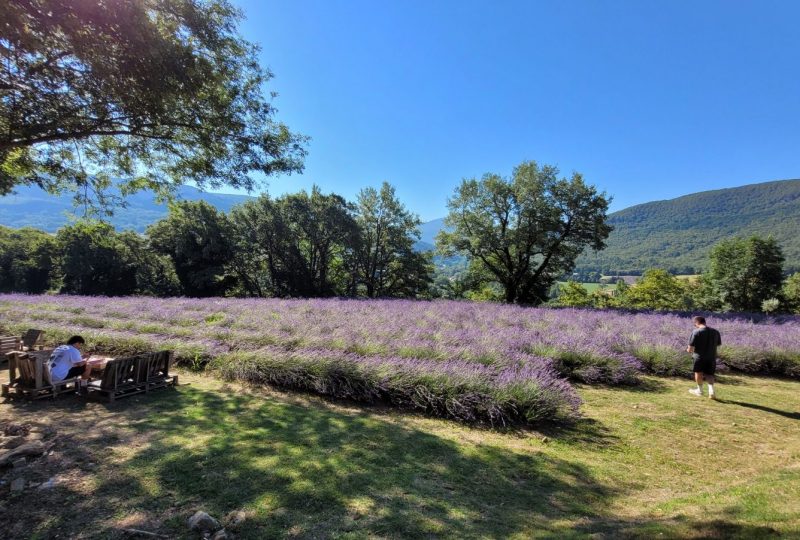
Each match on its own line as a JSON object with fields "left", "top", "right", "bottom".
{"left": 2, "top": 371, "right": 799, "bottom": 539}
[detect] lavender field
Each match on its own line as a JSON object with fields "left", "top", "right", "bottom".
{"left": 1, "top": 294, "right": 799, "bottom": 425}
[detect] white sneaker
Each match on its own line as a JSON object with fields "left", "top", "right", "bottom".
{"left": 688, "top": 388, "right": 703, "bottom": 397}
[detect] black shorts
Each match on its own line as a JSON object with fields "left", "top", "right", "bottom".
{"left": 65, "top": 365, "right": 86, "bottom": 379}
{"left": 693, "top": 357, "right": 716, "bottom": 375}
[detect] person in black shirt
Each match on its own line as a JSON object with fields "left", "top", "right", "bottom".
{"left": 687, "top": 315, "right": 721, "bottom": 399}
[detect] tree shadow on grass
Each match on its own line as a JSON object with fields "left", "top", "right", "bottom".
{"left": 3, "top": 384, "right": 617, "bottom": 538}
{"left": 0, "top": 382, "right": 786, "bottom": 539}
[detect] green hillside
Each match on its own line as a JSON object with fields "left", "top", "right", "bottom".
{"left": 576, "top": 179, "right": 800, "bottom": 275}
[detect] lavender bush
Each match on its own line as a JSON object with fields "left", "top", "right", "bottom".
{"left": 1, "top": 294, "right": 799, "bottom": 423}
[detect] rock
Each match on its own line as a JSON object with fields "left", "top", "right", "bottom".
{"left": 2, "top": 423, "right": 30, "bottom": 437}
{"left": 226, "top": 511, "right": 247, "bottom": 529}
{"left": 211, "top": 529, "right": 229, "bottom": 540}
{"left": 188, "top": 511, "right": 221, "bottom": 533}
{"left": 0, "top": 440, "right": 46, "bottom": 466}
{"left": 1, "top": 436, "right": 27, "bottom": 449}
{"left": 12, "top": 457, "right": 26, "bottom": 469}
{"left": 38, "top": 478, "right": 56, "bottom": 490}
{"left": 10, "top": 478, "right": 25, "bottom": 492}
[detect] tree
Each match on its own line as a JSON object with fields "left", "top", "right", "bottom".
{"left": 228, "top": 188, "right": 359, "bottom": 297}
{"left": 56, "top": 221, "right": 138, "bottom": 295}
{"left": 555, "top": 281, "right": 593, "bottom": 307}
{"left": 437, "top": 161, "right": 612, "bottom": 305}
{"left": 117, "top": 231, "right": 182, "bottom": 297}
{"left": 352, "top": 182, "right": 433, "bottom": 298}
{"left": 1, "top": 0, "right": 306, "bottom": 206}
{"left": 783, "top": 273, "right": 800, "bottom": 314}
{"left": 706, "top": 236, "right": 785, "bottom": 312}
{"left": 0, "top": 225, "right": 56, "bottom": 293}
{"left": 620, "top": 269, "right": 691, "bottom": 311}
{"left": 148, "top": 201, "right": 234, "bottom": 297}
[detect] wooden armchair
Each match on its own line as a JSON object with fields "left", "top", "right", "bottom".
{"left": 1, "top": 329, "right": 44, "bottom": 366}
{"left": 136, "top": 350, "right": 178, "bottom": 392}
{"left": 1, "top": 350, "right": 79, "bottom": 400}
{"left": 1, "top": 336, "right": 21, "bottom": 359}
{"left": 84, "top": 355, "right": 143, "bottom": 403}
{"left": 21, "top": 329, "right": 45, "bottom": 351}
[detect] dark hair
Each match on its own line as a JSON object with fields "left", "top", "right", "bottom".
{"left": 692, "top": 316, "right": 706, "bottom": 325}
{"left": 67, "top": 335, "right": 85, "bottom": 345}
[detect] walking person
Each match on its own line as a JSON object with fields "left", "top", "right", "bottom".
{"left": 687, "top": 316, "right": 721, "bottom": 399}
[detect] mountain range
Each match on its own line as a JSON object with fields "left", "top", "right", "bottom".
{"left": 2, "top": 179, "right": 799, "bottom": 274}
{"left": 575, "top": 179, "right": 800, "bottom": 275}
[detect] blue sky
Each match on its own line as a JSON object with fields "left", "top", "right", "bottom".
{"left": 224, "top": 0, "right": 800, "bottom": 221}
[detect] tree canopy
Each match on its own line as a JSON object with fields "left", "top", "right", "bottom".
{"left": 438, "top": 161, "right": 612, "bottom": 304}
{"left": 706, "top": 236, "right": 785, "bottom": 312}
{"left": 1, "top": 0, "right": 306, "bottom": 206}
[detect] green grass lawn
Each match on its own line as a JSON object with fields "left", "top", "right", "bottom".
{"left": 2, "top": 371, "right": 799, "bottom": 539}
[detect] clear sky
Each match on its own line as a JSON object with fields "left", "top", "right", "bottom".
{"left": 223, "top": 0, "right": 800, "bottom": 221}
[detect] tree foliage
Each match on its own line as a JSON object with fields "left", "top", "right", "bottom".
{"left": 147, "top": 201, "right": 234, "bottom": 297}
{"left": 55, "top": 221, "right": 180, "bottom": 296}
{"left": 706, "top": 236, "right": 785, "bottom": 312}
{"left": 56, "top": 221, "right": 137, "bottom": 295}
{"left": 1, "top": 0, "right": 306, "bottom": 206}
{"left": 556, "top": 281, "right": 593, "bottom": 307}
{"left": 783, "top": 273, "right": 800, "bottom": 314}
{"left": 352, "top": 182, "right": 432, "bottom": 298}
{"left": 438, "top": 161, "right": 612, "bottom": 305}
{"left": 623, "top": 269, "right": 691, "bottom": 311}
{"left": 228, "top": 188, "right": 359, "bottom": 297}
{"left": 0, "top": 225, "right": 56, "bottom": 293}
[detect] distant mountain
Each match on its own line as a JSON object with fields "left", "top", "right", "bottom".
{"left": 0, "top": 185, "right": 253, "bottom": 232}
{"left": 576, "top": 179, "right": 800, "bottom": 275}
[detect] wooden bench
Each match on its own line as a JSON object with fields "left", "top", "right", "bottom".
{"left": 84, "top": 355, "right": 142, "bottom": 402}
{"left": 137, "top": 350, "right": 178, "bottom": 392}
{"left": 84, "top": 351, "right": 176, "bottom": 402}
{"left": 1, "top": 350, "right": 80, "bottom": 400}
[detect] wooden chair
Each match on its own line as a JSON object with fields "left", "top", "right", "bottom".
{"left": 21, "top": 329, "right": 45, "bottom": 351}
{"left": 136, "top": 350, "right": 178, "bottom": 392}
{"left": 84, "top": 354, "right": 145, "bottom": 402}
{"left": 1, "top": 336, "right": 21, "bottom": 365}
{"left": 1, "top": 329, "right": 44, "bottom": 366}
{"left": 1, "top": 350, "right": 79, "bottom": 400}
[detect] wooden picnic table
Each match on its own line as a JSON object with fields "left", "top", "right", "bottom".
{"left": 85, "top": 355, "right": 114, "bottom": 375}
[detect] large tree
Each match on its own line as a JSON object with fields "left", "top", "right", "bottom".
{"left": 228, "top": 188, "right": 359, "bottom": 297}
{"left": 351, "top": 182, "right": 432, "bottom": 298}
{"left": 706, "top": 236, "right": 785, "bottom": 312}
{"left": 1, "top": 0, "right": 306, "bottom": 206}
{"left": 438, "top": 161, "right": 612, "bottom": 304}
{"left": 0, "top": 225, "right": 56, "bottom": 293}
{"left": 147, "top": 201, "right": 234, "bottom": 297}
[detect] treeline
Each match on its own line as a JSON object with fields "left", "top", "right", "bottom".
{"left": 0, "top": 183, "right": 434, "bottom": 299}
{"left": 555, "top": 236, "right": 800, "bottom": 314}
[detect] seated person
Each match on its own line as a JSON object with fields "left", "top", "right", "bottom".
{"left": 47, "top": 335, "right": 91, "bottom": 384}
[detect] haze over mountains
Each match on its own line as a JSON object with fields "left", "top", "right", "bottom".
{"left": 1, "top": 179, "right": 799, "bottom": 274}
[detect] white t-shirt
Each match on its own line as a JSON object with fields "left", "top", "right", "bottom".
{"left": 47, "top": 345, "right": 83, "bottom": 382}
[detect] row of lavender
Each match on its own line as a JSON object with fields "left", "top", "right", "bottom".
{"left": 1, "top": 294, "right": 798, "bottom": 423}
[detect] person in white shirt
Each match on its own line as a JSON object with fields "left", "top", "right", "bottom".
{"left": 47, "top": 335, "right": 91, "bottom": 383}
